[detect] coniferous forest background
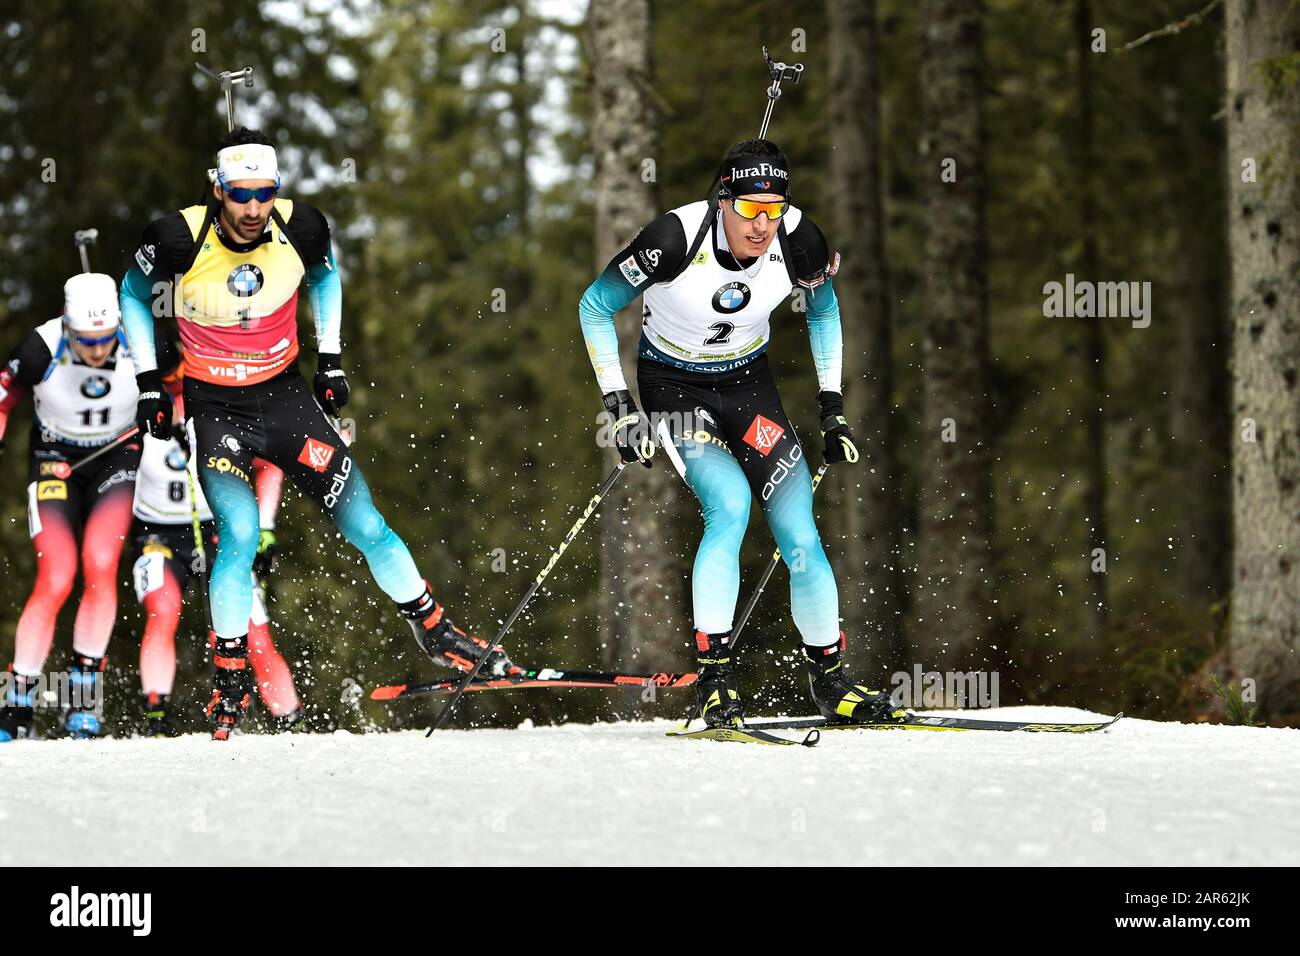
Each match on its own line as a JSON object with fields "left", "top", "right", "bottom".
{"left": 1, "top": 0, "right": 1297, "bottom": 733}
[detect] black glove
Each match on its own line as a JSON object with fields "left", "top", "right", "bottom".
{"left": 818, "top": 391, "right": 860, "bottom": 465}
{"left": 0, "top": 439, "right": 6, "bottom": 460}
{"left": 171, "top": 420, "right": 191, "bottom": 455}
{"left": 602, "top": 390, "right": 654, "bottom": 468}
{"left": 253, "top": 529, "right": 277, "bottom": 580}
{"left": 314, "top": 352, "right": 350, "bottom": 417}
{"left": 135, "top": 370, "right": 172, "bottom": 439}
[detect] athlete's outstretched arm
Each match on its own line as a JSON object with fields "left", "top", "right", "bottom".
{"left": 578, "top": 211, "right": 689, "bottom": 394}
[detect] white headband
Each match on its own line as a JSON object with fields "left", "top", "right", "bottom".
{"left": 215, "top": 143, "right": 280, "bottom": 187}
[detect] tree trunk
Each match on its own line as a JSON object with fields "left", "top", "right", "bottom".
{"left": 827, "top": 0, "right": 905, "bottom": 672}
{"left": 1165, "top": 7, "right": 1230, "bottom": 610}
{"left": 1226, "top": 0, "right": 1300, "bottom": 720}
{"left": 588, "top": 0, "right": 685, "bottom": 703}
{"left": 1075, "top": 0, "right": 1109, "bottom": 641}
{"left": 914, "top": 0, "right": 995, "bottom": 671}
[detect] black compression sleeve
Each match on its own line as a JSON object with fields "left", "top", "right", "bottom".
{"left": 132, "top": 213, "right": 195, "bottom": 282}
{"left": 5, "top": 331, "right": 54, "bottom": 388}
{"left": 282, "top": 202, "right": 333, "bottom": 265}
{"left": 787, "top": 212, "right": 832, "bottom": 284}
{"left": 601, "top": 211, "right": 690, "bottom": 289}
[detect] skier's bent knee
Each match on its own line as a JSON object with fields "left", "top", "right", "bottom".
{"left": 705, "top": 493, "right": 750, "bottom": 532}
{"left": 341, "top": 505, "right": 393, "bottom": 553}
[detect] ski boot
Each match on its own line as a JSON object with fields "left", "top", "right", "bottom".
{"left": 0, "top": 667, "right": 38, "bottom": 742}
{"left": 272, "top": 706, "right": 306, "bottom": 733}
{"left": 207, "top": 634, "right": 252, "bottom": 741}
{"left": 144, "top": 692, "right": 180, "bottom": 738}
{"left": 694, "top": 630, "right": 745, "bottom": 727}
{"left": 401, "top": 583, "right": 520, "bottom": 678}
{"left": 61, "top": 654, "right": 106, "bottom": 739}
{"left": 803, "top": 635, "right": 907, "bottom": 724}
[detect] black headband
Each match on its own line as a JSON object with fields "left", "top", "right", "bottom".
{"left": 718, "top": 156, "right": 791, "bottom": 198}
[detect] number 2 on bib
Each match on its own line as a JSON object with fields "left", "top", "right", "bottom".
{"left": 705, "top": 322, "right": 734, "bottom": 346}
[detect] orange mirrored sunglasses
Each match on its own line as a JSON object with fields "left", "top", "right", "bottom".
{"left": 730, "top": 198, "right": 789, "bottom": 220}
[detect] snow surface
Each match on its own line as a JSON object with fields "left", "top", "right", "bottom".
{"left": 1, "top": 707, "right": 1295, "bottom": 866}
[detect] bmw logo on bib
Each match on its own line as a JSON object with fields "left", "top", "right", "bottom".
{"left": 227, "top": 264, "right": 264, "bottom": 298}
{"left": 80, "top": 375, "right": 110, "bottom": 399}
{"left": 165, "top": 447, "right": 189, "bottom": 471}
{"left": 712, "top": 281, "right": 751, "bottom": 314}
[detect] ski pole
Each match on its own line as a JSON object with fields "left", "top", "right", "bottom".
{"left": 707, "top": 47, "right": 807, "bottom": 197}
{"left": 73, "top": 228, "right": 98, "bottom": 274}
{"left": 195, "top": 62, "right": 254, "bottom": 133}
{"left": 66, "top": 425, "right": 141, "bottom": 475}
{"left": 757, "top": 46, "right": 804, "bottom": 140}
{"left": 681, "top": 462, "right": 830, "bottom": 727}
{"left": 426, "top": 461, "right": 629, "bottom": 734}
{"left": 182, "top": 425, "right": 216, "bottom": 644}
{"left": 196, "top": 61, "right": 255, "bottom": 188}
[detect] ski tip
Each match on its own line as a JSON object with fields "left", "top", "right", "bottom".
{"left": 666, "top": 724, "right": 817, "bottom": 746}
{"left": 370, "top": 685, "right": 407, "bottom": 701}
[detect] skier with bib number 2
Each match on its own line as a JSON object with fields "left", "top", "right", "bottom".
{"left": 578, "top": 140, "right": 905, "bottom": 728}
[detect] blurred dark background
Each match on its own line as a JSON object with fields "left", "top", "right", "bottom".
{"left": 2, "top": 0, "right": 1297, "bottom": 733}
